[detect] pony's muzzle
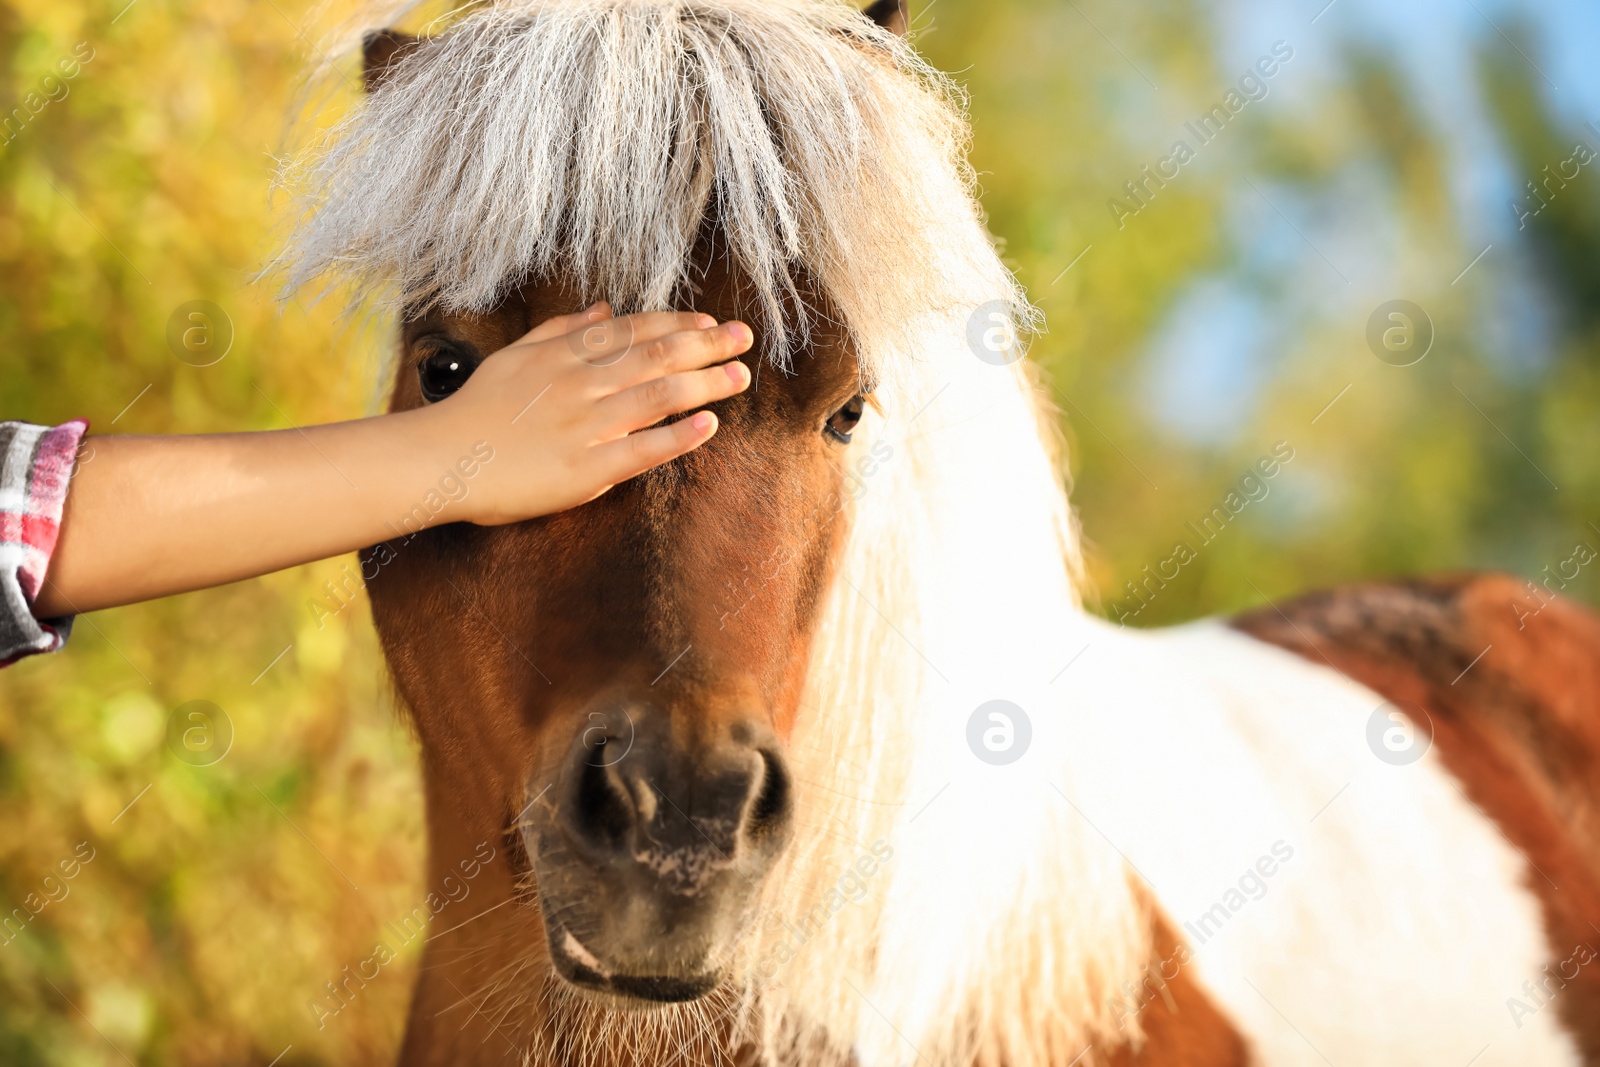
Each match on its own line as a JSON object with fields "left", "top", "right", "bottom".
{"left": 523, "top": 701, "right": 793, "bottom": 1001}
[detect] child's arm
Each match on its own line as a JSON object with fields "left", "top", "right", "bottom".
{"left": 29, "top": 304, "right": 752, "bottom": 620}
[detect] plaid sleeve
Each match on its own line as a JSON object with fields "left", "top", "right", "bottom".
{"left": 0, "top": 419, "right": 88, "bottom": 668}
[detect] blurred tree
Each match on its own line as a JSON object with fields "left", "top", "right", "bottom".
{"left": 0, "top": 1, "right": 423, "bottom": 1063}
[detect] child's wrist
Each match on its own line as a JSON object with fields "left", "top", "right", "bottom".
{"left": 396, "top": 400, "right": 492, "bottom": 528}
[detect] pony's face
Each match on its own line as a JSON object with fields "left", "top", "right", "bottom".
{"left": 365, "top": 260, "right": 867, "bottom": 1003}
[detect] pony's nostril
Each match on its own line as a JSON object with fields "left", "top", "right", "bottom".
{"left": 744, "top": 748, "right": 792, "bottom": 843}
{"left": 573, "top": 754, "right": 634, "bottom": 851}
{"left": 557, "top": 710, "right": 792, "bottom": 868}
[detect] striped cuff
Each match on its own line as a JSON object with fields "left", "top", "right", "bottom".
{"left": 0, "top": 419, "right": 88, "bottom": 668}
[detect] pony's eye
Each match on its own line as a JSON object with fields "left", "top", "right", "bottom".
{"left": 417, "top": 345, "right": 479, "bottom": 402}
{"left": 824, "top": 395, "right": 865, "bottom": 444}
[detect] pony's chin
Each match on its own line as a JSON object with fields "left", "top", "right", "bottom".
{"left": 547, "top": 926, "right": 723, "bottom": 1006}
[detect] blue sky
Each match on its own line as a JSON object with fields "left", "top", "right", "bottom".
{"left": 1140, "top": 0, "right": 1600, "bottom": 444}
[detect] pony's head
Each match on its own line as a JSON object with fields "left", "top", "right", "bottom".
{"left": 280, "top": 0, "right": 1112, "bottom": 1057}
{"left": 369, "top": 267, "right": 869, "bottom": 1007}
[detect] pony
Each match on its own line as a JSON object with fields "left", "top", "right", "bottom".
{"left": 276, "top": 0, "right": 1600, "bottom": 1063}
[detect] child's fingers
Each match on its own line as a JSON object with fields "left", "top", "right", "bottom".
{"left": 513, "top": 302, "right": 613, "bottom": 347}
{"left": 564, "top": 312, "right": 718, "bottom": 366}
{"left": 595, "top": 321, "right": 753, "bottom": 389}
{"left": 595, "top": 411, "right": 720, "bottom": 483}
{"left": 596, "top": 360, "right": 750, "bottom": 435}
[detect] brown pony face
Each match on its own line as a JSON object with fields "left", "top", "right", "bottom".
{"left": 364, "top": 258, "right": 866, "bottom": 1003}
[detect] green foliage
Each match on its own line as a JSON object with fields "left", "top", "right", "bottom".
{"left": 0, "top": 1, "right": 420, "bottom": 1062}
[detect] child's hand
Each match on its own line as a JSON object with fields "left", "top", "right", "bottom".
{"left": 30, "top": 305, "right": 755, "bottom": 618}
{"left": 424, "top": 303, "right": 753, "bottom": 525}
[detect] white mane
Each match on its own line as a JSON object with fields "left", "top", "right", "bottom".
{"left": 278, "top": 1, "right": 1152, "bottom": 1063}
{"left": 276, "top": 0, "right": 1022, "bottom": 374}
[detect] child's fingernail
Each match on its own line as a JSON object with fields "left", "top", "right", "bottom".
{"left": 726, "top": 322, "right": 752, "bottom": 345}
{"left": 696, "top": 314, "right": 717, "bottom": 329}
{"left": 691, "top": 411, "right": 715, "bottom": 433}
{"left": 725, "top": 361, "right": 748, "bottom": 385}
